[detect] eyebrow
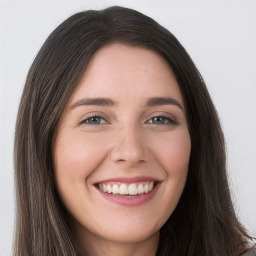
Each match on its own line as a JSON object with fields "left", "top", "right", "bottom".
{"left": 146, "top": 97, "right": 183, "bottom": 111}
{"left": 70, "top": 97, "right": 183, "bottom": 111}
{"left": 70, "top": 98, "right": 117, "bottom": 109}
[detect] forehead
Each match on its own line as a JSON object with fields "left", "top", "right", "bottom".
{"left": 69, "top": 43, "right": 184, "bottom": 106}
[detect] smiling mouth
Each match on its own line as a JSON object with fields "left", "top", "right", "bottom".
{"left": 95, "top": 181, "right": 158, "bottom": 196}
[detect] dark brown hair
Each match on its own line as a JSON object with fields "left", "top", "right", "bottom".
{"left": 14, "top": 6, "right": 252, "bottom": 256}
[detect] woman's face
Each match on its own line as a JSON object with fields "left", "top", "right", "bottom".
{"left": 53, "top": 44, "right": 191, "bottom": 246}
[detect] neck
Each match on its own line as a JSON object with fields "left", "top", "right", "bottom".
{"left": 74, "top": 229, "right": 159, "bottom": 256}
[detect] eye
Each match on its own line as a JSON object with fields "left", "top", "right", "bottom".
{"left": 81, "top": 115, "right": 108, "bottom": 125}
{"left": 147, "top": 115, "right": 176, "bottom": 125}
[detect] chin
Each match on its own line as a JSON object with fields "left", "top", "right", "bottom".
{"left": 98, "top": 226, "right": 159, "bottom": 244}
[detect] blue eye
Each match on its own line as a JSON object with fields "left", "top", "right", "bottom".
{"left": 147, "top": 116, "right": 175, "bottom": 125}
{"left": 82, "top": 116, "right": 108, "bottom": 125}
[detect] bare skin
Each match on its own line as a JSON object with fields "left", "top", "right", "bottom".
{"left": 54, "top": 43, "right": 191, "bottom": 255}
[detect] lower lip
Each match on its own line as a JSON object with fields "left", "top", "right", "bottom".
{"left": 96, "top": 183, "right": 160, "bottom": 207}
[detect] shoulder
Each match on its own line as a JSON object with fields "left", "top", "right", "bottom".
{"left": 240, "top": 248, "right": 256, "bottom": 256}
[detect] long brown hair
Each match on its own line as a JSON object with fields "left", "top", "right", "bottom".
{"left": 14, "top": 6, "right": 252, "bottom": 256}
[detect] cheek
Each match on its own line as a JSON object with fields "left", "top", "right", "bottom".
{"left": 53, "top": 130, "right": 113, "bottom": 221}
{"left": 153, "top": 129, "right": 191, "bottom": 174}
{"left": 157, "top": 130, "right": 191, "bottom": 214}
{"left": 53, "top": 131, "right": 108, "bottom": 199}
{"left": 152, "top": 129, "right": 191, "bottom": 196}
{"left": 55, "top": 132, "right": 103, "bottom": 174}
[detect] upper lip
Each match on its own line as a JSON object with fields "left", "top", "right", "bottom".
{"left": 95, "top": 176, "right": 162, "bottom": 184}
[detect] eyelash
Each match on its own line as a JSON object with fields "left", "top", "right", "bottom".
{"left": 79, "top": 114, "right": 177, "bottom": 126}
{"left": 146, "top": 115, "right": 177, "bottom": 125}
{"left": 80, "top": 115, "right": 109, "bottom": 125}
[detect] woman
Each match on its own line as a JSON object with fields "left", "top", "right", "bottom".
{"left": 14, "top": 6, "right": 255, "bottom": 256}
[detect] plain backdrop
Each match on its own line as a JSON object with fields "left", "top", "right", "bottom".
{"left": 0, "top": 0, "right": 255, "bottom": 255}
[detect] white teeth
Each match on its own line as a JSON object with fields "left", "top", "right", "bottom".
{"left": 137, "top": 184, "right": 144, "bottom": 194}
{"left": 98, "top": 181, "right": 155, "bottom": 196}
{"left": 144, "top": 184, "right": 149, "bottom": 193}
{"left": 128, "top": 184, "right": 137, "bottom": 195}
{"left": 119, "top": 184, "right": 128, "bottom": 195}
{"left": 112, "top": 184, "right": 119, "bottom": 194}
{"left": 107, "top": 184, "right": 112, "bottom": 193}
{"left": 148, "top": 182, "right": 154, "bottom": 191}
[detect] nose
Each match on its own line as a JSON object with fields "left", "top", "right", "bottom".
{"left": 110, "top": 126, "right": 149, "bottom": 166}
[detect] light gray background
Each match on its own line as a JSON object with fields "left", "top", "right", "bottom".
{"left": 1, "top": 0, "right": 255, "bottom": 255}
